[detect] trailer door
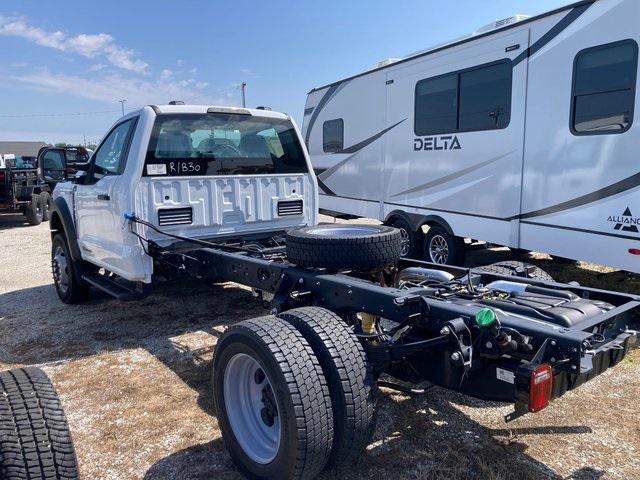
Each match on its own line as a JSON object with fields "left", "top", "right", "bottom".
{"left": 383, "top": 28, "right": 530, "bottom": 247}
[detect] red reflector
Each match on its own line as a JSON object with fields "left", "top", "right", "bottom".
{"left": 629, "top": 249, "right": 640, "bottom": 256}
{"left": 529, "top": 364, "right": 553, "bottom": 413}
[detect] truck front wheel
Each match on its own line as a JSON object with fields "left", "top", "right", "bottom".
{"left": 213, "top": 316, "right": 334, "bottom": 480}
{"left": 51, "top": 234, "right": 90, "bottom": 304}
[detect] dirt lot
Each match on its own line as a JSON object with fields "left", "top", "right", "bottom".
{"left": 1, "top": 213, "right": 639, "bottom": 480}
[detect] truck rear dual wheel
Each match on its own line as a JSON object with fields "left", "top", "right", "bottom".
{"left": 0, "top": 367, "right": 79, "bottom": 480}
{"left": 213, "top": 316, "right": 334, "bottom": 480}
{"left": 278, "top": 307, "right": 376, "bottom": 469}
{"left": 24, "top": 194, "right": 43, "bottom": 226}
{"left": 40, "top": 192, "right": 52, "bottom": 222}
{"left": 213, "top": 310, "right": 377, "bottom": 479}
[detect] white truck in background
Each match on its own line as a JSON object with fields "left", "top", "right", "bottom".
{"left": 303, "top": 0, "right": 640, "bottom": 272}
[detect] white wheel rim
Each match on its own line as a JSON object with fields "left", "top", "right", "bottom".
{"left": 52, "top": 245, "right": 70, "bottom": 294}
{"left": 398, "top": 228, "right": 411, "bottom": 257}
{"left": 429, "top": 235, "right": 449, "bottom": 264}
{"left": 224, "top": 353, "right": 280, "bottom": 464}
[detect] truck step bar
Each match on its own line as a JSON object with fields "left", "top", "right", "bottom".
{"left": 81, "top": 272, "right": 146, "bottom": 301}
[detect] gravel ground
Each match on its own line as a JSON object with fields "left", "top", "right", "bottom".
{"left": 1, "top": 213, "right": 639, "bottom": 480}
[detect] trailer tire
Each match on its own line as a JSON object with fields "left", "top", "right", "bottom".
{"left": 24, "top": 194, "right": 43, "bottom": 226}
{"left": 40, "top": 191, "right": 53, "bottom": 221}
{"left": 52, "top": 234, "right": 91, "bottom": 304}
{"left": 424, "top": 226, "right": 466, "bottom": 266}
{"left": 474, "top": 261, "right": 554, "bottom": 282}
{"left": 278, "top": 307, "right": 376, "bottom": 469}
{"left": 388, "top": 218, "right": 423, "bottom": 259}
{"left": 213, "top": 316, "right": 334, "bottom": 480}
{"left": 286, "top": 224, "right": 402, "bottom": 270}
{"left": 0, "top": 367, "right": 79, "bottom": 480}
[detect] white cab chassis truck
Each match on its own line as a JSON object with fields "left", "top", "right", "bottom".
{"left": 50, "top": 104, "right": 639, "bottom": 480}
{"left": 303, "top": 0, "right": 640, "bottom": 272}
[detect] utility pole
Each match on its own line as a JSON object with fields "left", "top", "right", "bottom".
{"left": 240, "top": 82, "right": 247, "bottom": 107}
{"left": 119, "top": 99, "right": 126, "bottom": 116}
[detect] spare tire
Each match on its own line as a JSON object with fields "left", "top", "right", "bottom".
{"left": 286, "top": 224, "right": 402, "bottom": 270}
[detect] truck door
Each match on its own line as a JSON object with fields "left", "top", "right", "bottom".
{"left": 74, "top": 117, "right": 137, "bottom": 275}
{"left": 384, "top": 28, "right": 530, "bottom": 247}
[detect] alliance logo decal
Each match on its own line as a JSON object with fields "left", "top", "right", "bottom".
{"left": 608, "top": 207, "right": 639, "bottom": 233}
{"left": 414, "top": 135, "right": 461, "bottom": 151}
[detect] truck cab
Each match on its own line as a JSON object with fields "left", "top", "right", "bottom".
{"left": 51, "top": 104, "right": 318, "bottom": 284}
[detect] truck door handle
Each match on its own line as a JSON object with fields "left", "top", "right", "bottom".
{"left": 97, "top": 194, "right": 111, "bottom": 201}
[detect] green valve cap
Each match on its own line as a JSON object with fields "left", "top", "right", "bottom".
{"left": 475, "top": 308, "right": 497, "bottom": 328}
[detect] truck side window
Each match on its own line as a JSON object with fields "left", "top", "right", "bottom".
{"left": 571, "top": 40, "right": 638, "bottom": 135}
{"left": 91, "top": 118, "right": 136, "bottom": 180}
{"left": 323, "top": 119, "right": 344, "bottom": 153}
{"left": 414, "top": 60, "right": 512, "bottom": 135}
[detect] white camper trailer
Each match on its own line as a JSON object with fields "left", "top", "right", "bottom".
{"left": 302, "top": 0, "right": 640, "bottom": 273}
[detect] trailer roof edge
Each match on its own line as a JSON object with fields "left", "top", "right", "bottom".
{"left": 307, "top": 0, "right": 597, "bottom": 94}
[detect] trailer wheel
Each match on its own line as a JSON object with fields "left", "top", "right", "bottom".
{"left": 286, "top": 224, "right": 402, "bottom": 270}
{"left": 388, "top": 218, "right": 423, "bottom": 259}
{"left": 474, "top": 261, "right": 554, "bottom": 282}
{"left": 213, "top": 316, "right": 334, "bottom": 480}
{"left": 52, "top": 233, "right": 90, "bottom": 304}
{"left": 278, "top": 307, "right": 376, "bottom": 469}
{"left": 40, "top": 191, "right": 53, "bottom": 221}
{"left": 0, "top": 367, "right": 79, "bottom": 480}
{"left": 24, "top": 194, "right": 43, "bottom": 226}
{"left": 424, "top": 226, "right": 466, "bottom": 266}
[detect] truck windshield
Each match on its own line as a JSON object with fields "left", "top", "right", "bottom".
{"left": 144, "top": 113, "right": 308, "bottom": 176}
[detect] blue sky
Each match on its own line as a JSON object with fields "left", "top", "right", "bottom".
{"left": 0, "top": 0, "right": 570, "bottom": 144}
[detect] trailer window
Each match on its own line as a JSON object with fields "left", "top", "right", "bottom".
{"left": 145, "top": 113, "right": 308, "bottom": 176}
{"left": 415, "top": 74, "right": 458, "bottom": 136}
{"left": 571, "top": 40, "right": 638, "bottom": 135}
{"left": 414, "top": 60, "right": 512, "bottom": 135}
{"left": 459, "top": 62, "right": 511, "bottom": 131}
{"left": 323, "top": 119, "right": 344, "bottom": 153}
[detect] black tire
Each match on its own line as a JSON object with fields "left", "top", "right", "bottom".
{"left": 24, "top": 194, "right": 43, "bottom": 226}
{"left": 51, "top": 234, "right": 90, "bottom": 304}
{"left": 0, "top": 367, "right": 79, "bottom": 480}
{"left": 388, "top": 218, "right": 423, "bottom": 259}
{"left": 278, "top": 307, "right": 376, "bottom": 469}
{"left": 40, "top": 192, "right": 53, "bottom": 222}
{"left": 473, "top": 260, "right": 554, "bottom": 282}
{"left": 423, "top": 226, "right": 466, "bottom": 266}
{"left": 213, "top": 316, "right": 334, "bottom": 480}
{"left": 286, "top": 224, "right": 402, "bottom": 270}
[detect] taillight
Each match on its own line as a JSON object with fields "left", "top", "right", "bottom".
{"left": 529, "top": 364, "right": 553, "bottom": 412}
{"left": 629, "top": 249, "right": 640, "bottom": 256}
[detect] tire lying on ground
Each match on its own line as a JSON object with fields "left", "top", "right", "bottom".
{"left": 0, "top": 367, "right": 79, "bottom": 480}
{"left": 286, "top": 224, "right": 402, "bottom": 270}
{"left": 213, "top": 315, "right": 334, "bottom": 480}
{"left": 278, "top": 307, "right": 376, "bottom": 470}
{"left": 473, "top": 260, "right": 554, "bottom": 282}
